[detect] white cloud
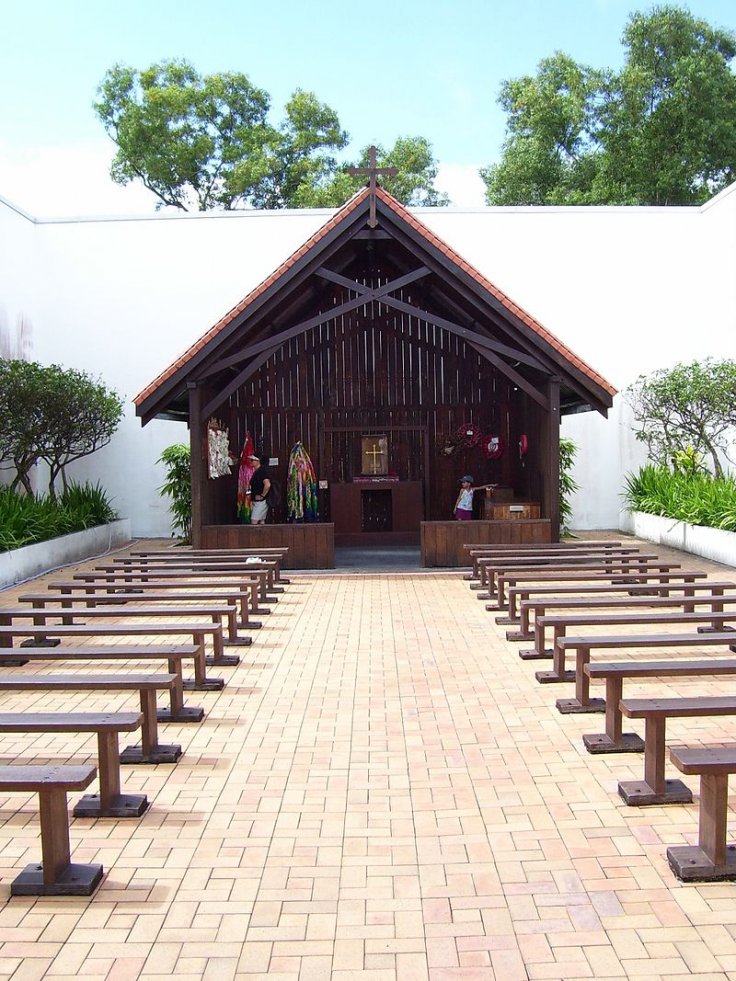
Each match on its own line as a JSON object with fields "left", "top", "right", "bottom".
{"left": 434, "top": 163, "right": 487, "bottom": 208}
{"left": 0, "top": 139, "right": 159, "bottom": 218}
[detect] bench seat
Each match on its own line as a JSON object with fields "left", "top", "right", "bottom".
{"left": 0, "top": 644, "right": 204, "bottom": 721}
{"left": 491, "top": 570, "right": 706, "bottom": 611}
{"left": 0, "top": 673, "right": 183, "bottom": 763}
{"left": 581, "top": 658, "right": 736, "bottom": 754}
{"left": 667, "top": 745, "right": 736, "bottom": 881}
{"left": 0, "top": 623, "right": 224, "bottom": 691}
{"left": 0, "top": 764, "right": 102, "bottom": 895}
{"left": 0, "top": 711, "right": 147, "bottom": 817}
{"left": 618, "top": 697, "right": 736, "bottom": 806}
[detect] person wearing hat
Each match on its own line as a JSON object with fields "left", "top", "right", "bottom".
{"left": 247, "top": 454, "right": 271, "bottom": 524}
{"left": 453, "top": 474, "right": 479, "bottom": 521}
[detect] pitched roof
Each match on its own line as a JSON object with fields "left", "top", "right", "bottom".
{"left": 134, "top": 185, "right": 616, "bottom": 416}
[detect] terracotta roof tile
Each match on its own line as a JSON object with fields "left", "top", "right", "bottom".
{"left": 135, "top": 184, "right": 616, "bottom": 410}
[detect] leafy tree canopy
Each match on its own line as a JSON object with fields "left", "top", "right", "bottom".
{"left": 0, "top": 359, "right": 124, "bottom": 498}
{"left": 94, "top": 60, "right": 447, "bottom": 210}
{"left": 626, "top": 358, "right": 736, "bottom": 478}
{"left": 483, "top": 5, "right": 736, "bottom": 205}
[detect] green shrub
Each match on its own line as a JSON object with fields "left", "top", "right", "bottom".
{"left": 623, "top": 465, "right": 736, "bottom": 531}
{"left": 158, "top": 444, "right": 192, "bottom": 542}
{"left": 0, "top": 482, "right": 117, "bottom": 552}
{"left": 559, "top": 437, "right": 579, "bottom": 534}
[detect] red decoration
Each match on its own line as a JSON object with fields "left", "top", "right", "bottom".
{"left": 481, "top": 434, "right": 505, "bottom": 459}
{"left": 456, "top": 422, "right": 482, "bottom": 447}
{"left": 518, "top": 434, "right": 529, "bottom": 457}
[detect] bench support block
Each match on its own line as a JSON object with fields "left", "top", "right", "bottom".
{"left": 157, "top": 705, "right": 205, "bottom": 724}
{"left": 73, "top": 792, "right": 149, "bottom": 818}
{"left": 583, "top": 732, "right": 644, "bottom": 754}
{"left": 183, "top": 677, "right": 225, "bottom": 692}
{"left": 495, "top": 616, "right": 516, "bottom": 626}
{"left": 535, "top": 669, "right": 574, "bottom": 684}
{"left": 12, "top": 862, "right": 104, "bottom": 897}
{"left": 225, "top": 637, "right": 253, "bottom": 647}
{"left": 618, "top": 778, "right": 692, "bottom": 806}
{"left": 20, "top": 638, "right": 61, "bottom": 648}
{"left": 557, "top": 697, "right": 605, "bottom": 714}
{"left": 120, "top": 743, "right": 182, "bottom": 764}
{"left": 668, "top": 844, "right": 736, "bottom": 882}
{"left": 519, "top": 648, "right": 553, "bottom": 660}
{"left": 506, "top": 630, "right": 532, "bottom": 641}
{"left": 205, "top": 653, "right": 241, "bottom": 667}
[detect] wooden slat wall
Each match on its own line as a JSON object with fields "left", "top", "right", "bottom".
{"left": 200, "top": 524, "right": 335, "bottom": 569}
{"left": 420, "top": 520, "right": 552, "bottom": 567}
{"left": 201, "top": 276, "right": 541, "bottom": 529}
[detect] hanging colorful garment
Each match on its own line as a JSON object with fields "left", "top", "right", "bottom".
{"left": 286, "top": 441, "right": 319, "bottom": 522}
{"left": 236, "top": 431, "right": 257, "bottom": 523}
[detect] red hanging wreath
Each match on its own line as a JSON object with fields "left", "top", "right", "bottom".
{"left": 455, "top": 422, "right": 483, "bottom": 447}
{"left": 481, "top": 434, "right": 505, "bottom": 459}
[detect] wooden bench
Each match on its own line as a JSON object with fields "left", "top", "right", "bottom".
{"left": 582, "top": 658, "right": 736, "bottom": 754}
{"left": 462, "top": 540, "right": 626, "bottom": 579}
{"left": 0, "top": 624, "right": 223, "bottom": 691}
{"left": 0, "top": 645, "right": 204, "bottom": 722}
{"left": 129, "top": 547, "right": 290, "bottom": 583}
{"left": 618, "top": 696, "right": 736, "bottom": 806}
{"left": 468, "top": 545, "right": 641, "bottom": 586}
{"left": 506, "top": 583, "right": 736, "bottom": 647}
{"left": 476, "top": 553, "right": 662, "bottom": 596}
{"left": 530, "top": 609, "right": 736, "bottom": 679}
{"left": 10, "top": 598, "right": 249, "bottom": 654}
{"left": 76, "top": 567, "right": 274, "bottom": 607}
{"left": 34, "top": 581, "right": 262, "bottom": 629}
{"left": 0, "top": 711, "right": 147, "bottom": 817}
{"left": 56, "top": 573, "right": 268, "bottom": 618}
{"left": 667, "top": 746, "right": 736, "bottom": 881}
{"left": 547, "top": 632, "right": 736, "bottom": 712}
{"left": 497, "top": 576, "right": 724, "bottom": 623}
{"left": 0, "top": 673, "right": 183, "bottom": 763}
{"left": 104, "top": 557, "right": 282, "bottom": 596}
{"left": 492, "top": 569, "right": 706, "bottom": 612}
{"left": 0, "top": 764, "right": 103, "bottom": 896}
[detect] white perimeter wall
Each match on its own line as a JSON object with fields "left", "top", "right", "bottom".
{"left": 1, "top": 187, "right": 735, "bottom": 535}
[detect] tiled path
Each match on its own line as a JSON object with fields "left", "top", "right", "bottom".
{"left": 2, "top": 538, "right": 736, "bottom": 979}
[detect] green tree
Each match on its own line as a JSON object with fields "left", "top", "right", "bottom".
{"left": 0, "top": 360, "right": 49, "bottom": 495}
{"left": 626, "top": 359, "right": 736, "bottom": 478}
{"left": 40, "top": 366, "right": 124, "bottom": 498}
{"left": 94, "top": 61, "right": 348, "bottom": 211}
{"left": 483, "top": 5, "right": 736, "bottom": 205}
{"left": 0, "top": 360, "right": 123, "bottom": 498}
{"left": 293, "top": 137, "right": 449, "bottom": 208}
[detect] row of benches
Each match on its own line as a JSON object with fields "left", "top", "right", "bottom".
{"left": 0, "top": 544, "right": 292, "bottom": 896}
{"left": 463, "top": 539, "right": 736, "bottom": 882}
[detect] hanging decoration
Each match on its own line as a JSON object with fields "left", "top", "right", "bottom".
{"left": 518, "top": 434, "right": 529, "bottom": 458}
{"left": 286, "top": 441, "right": 319, "bottom": 523}
{"left": 236, "top": 431, "right": 257, "bottom": 523}
{"left": 455, "top": 422, "right": 483, "bottom": 447}
{"left": 207, "top": 417, "right": 234, "bottom": 479}
{"left": 481, "top": 434, "right": 505, "bottom": 459}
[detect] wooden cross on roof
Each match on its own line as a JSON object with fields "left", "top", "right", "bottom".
{"left": 347, "top": 146, "right": 398, "bottom": 227}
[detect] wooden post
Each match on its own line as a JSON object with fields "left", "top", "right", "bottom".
{"left": 544, "top": 377, "right": 561, "bottom": 541}
{"left": 188, "top": 383, "right": 203, "bottom": 548}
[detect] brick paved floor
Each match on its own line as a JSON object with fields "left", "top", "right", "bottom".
{"left": 1, "top": 536, "right": 736, "bottom": 979}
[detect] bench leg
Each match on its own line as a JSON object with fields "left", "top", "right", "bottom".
{"left": 668, "top": 772, "right": 736, "bottom": 881}
{"left": 184, "top": 634, "right": 225, "bottom": 691}
{"left": 157, "top": 661, "right": 204, "bottom": 723}
{"left": 519, "top": 617, "right": 553, "bottom": 660}
{"left": 73, "top": 733, "right": 149, "bottom": 818}
{"left": 535, "top": 630, "right": 575, "bottom": 684}
{"left": 11, "top": 787, "right": 103, "bottom": 896}
{"left": 619, "top": 717, "right": 691, "bottom": 806}
{"left": 583, "top": 678, "right": 644, "bottom": 753}
{"left": 557, "top": 649, "right": 605, "bottom": 714}
{"left": 121, "top": 690, "right": 182, "bottom": 764}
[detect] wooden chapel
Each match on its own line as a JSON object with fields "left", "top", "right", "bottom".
{"left": 135, "top": 174, "right": 615, "bottom": 568}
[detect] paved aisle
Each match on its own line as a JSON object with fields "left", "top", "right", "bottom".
{"left": 2, "top": 556, "right": 736, "bottom": 979}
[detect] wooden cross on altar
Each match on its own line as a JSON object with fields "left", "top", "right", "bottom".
{"left": 347, "top": 145, "right": 398, "bottom": 227}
